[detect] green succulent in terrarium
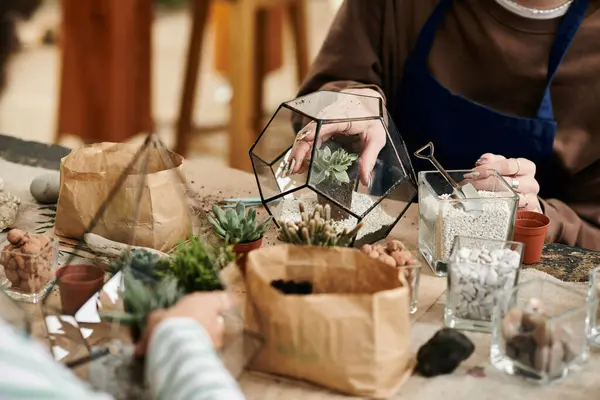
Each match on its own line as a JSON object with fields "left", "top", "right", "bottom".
{"left": 311, "top": 147, "right": 358, "bottom": 186}
{"left": 208, "top": 202, "right": 272, "bottom": 244}
{"left": 166, "top": 235, "right": 227, "bottom": 293}
{"left": 277, "top": 202, "right": 363, "bottom": 247}
{"left": 100, "top": 270, "right": 184, "bottom": 341}
{"left": 109, "top": 248, "right": 170, "bottom": 286}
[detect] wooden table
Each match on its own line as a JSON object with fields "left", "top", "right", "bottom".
{"left": 2, "top": 134, "right": 599, "bottom": 400}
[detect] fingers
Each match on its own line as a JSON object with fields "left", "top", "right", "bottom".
{"left": 465, "top": 170, "right": 540, "bottom": 194}
{"left": 358, "top": 132, "right": 386, "bottom": 187}
{"left": 476, "top": 157, "right": 535, "bottom": 177}
{"left": 518, "top": 193, "right": 542, "bottom": 212}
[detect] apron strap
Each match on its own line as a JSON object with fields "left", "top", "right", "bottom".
{"left": 411, "top": 0, "right": 454, "bottom": 65}
{"left": 535, "top": 0, "right": 589, "bottom": 120}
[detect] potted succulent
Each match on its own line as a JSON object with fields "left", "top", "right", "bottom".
{"left": 277, "top": 202, "right": 363, "bottom": 246}
{"left": 56, "top": 263, "right": 106, "bottom": 315}
{"left": 311, "top": 146, "right": 358, "bottom": 220}
{"left": 166, "top": 235, "right": 232, "bottom": 293}
{"left": 208, "top": 202, "right": 272, "bottom": 272}
{"left": 100, "top": 270, "right": 184, "bottom": 344}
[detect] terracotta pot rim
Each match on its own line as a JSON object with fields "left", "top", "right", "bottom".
{"left": 232, "top": 237, "right": 264, "bottom": 249}
{"left": 56, "top": 264, "right": 105, "bottom": 282}
{"left": 516, "top": 211, "right": 550, "bottom": 225}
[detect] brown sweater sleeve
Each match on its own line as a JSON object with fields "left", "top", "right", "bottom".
{"left": 297, "top": 0, "right": 386, "bottom": 100}
{"left": 539, "top": 162, "right": 600, "bottom": 250}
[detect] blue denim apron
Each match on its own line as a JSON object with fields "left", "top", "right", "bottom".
{"left": 394, "top": 0, "right": 589, "bottom": 198}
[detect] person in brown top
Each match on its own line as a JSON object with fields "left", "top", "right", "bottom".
{"left": 287, "top": 0, "right": 600, "bottom": 251}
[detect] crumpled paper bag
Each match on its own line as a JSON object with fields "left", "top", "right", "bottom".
{"left": 55, "top": 142, "right": 192, "bottom": 251}
{"left": 245, "top": 244, "right": 415, "bottom": 398}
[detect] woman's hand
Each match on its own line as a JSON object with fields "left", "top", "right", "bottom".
{"left": 470, "top": 153, "right": 542, "bottom": 213}
{"left": 134, "top": 291, "right": 233, "bottom": 357}
{"left": 284, "top": 88, "right": 386, "bottom": 187}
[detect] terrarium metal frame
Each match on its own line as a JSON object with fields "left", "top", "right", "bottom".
{"left": 40, "top": 133, "right": 260, "bottom": 372}
{"left": 249, "top": 90, "right": 417, "bottom": 248}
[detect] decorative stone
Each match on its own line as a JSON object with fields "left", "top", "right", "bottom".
{"left": 30, "top": 172, "right": 60, "bottom": 204}
{"left": 415, "top": 328, "right": 475, "bottom": 377}
{"left": 0, "top": 191, "right": 20, "bottom": 231}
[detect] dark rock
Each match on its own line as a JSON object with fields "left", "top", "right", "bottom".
{"left": 271, "top": 279, "right": 313, "bottom": 295}
{"left": 415, "top": 328, "right": 475, "bottom": 377}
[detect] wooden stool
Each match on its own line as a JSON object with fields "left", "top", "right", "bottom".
{"left": 175, "top": 0, "right": 309, "bottom": 171}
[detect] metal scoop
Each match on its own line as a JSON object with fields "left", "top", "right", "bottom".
{"left": 414, "top": 142, "right": 483, "bottom": 215}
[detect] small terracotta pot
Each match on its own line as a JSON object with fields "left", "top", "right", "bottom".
{"left": 513, "top": 211, "right": 551, "bottom": 265}
{"left": 233, "top": 237, "right": 264, "bottom": 275}
{"left": 56, "top": 264, "right": 105, "bottom": 315}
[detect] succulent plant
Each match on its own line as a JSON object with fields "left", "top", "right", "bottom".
{"left": 166, "top": 235, "right": 226, "bottom": 293}
{"left": 100, "top": 270, "right": 184, "bottom": 339}
{"left": 277, "top": 202, "right": 363, "bottom": 247}
{"left": 208, "top": 202, "right": 272, "bottom": 244}
{"left": 311, "top": 147, "right": 358, "bottom": 186}
{"left": 109, "top": 248, "right": 170, "bottom": 286}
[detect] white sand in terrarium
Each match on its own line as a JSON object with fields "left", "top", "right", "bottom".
{"left": 279, "top": 192, "right": 396, "bottom": 239}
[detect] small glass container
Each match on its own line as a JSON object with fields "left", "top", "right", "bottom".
{"left": 491, "top": 279, "right": 594, "bottom": 384}
{"left": 587, "top": 266, "right": 600, "bottom": 347}
{"left": 398, "top": 263, "right": 421, "bottom": 314}
{"left": 418, "top": 169, "right": 518, "bottom": 276}
{"left": 0, "top": 235, "right": 59, "bottom": 303}
{"left": 445, "top": 236, "right": 523, "bottom": 332}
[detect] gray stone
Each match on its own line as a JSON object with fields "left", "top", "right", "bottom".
{"left": 30, "top": 172, "right": 60, "bottom": 204}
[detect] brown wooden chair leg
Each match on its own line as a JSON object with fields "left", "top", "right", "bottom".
{"left": 175, "top": 0, "right": 211, "bottom": 157}
{"left": 287, "top": 0, "right": 309, "bottom": 86}
{"left": 254, "top": 8, "right": 268, "bottom": 136}
{"left": 229, "top": 1, "right": 258, "bottom": 172}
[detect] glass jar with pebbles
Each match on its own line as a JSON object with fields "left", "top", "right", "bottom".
{"left": 250, "top": 90, "right": 417, "bottom": 248}
{"left": 418, "top": 169, "right": 518, "bottom": 276}
{"left": 491, "top": 280, "right": 595, "bottom": 384}
{"left": 0, "top": 229, "right": 59, "bottom": 303}
{"left": 587, "top": 266, "right": 600, "bottom": 347}
{"left": 445, "top": 236, "right": 523, "bottom": 332}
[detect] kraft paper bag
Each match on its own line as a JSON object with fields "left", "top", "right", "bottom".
{"left": 55, "top": 142, "right": 192, "bottom": 251}
{"left": 245, "top": 245, "right": 415, "bottom": 398}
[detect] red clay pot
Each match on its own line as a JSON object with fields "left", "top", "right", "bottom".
{"left": 56, "top": 264, "right": 105, "bottom": 315}
{"left": 233, "top": 237, "right": 263, "bottom": 275}
{"left": 513, "top": 211, "right": 551, "bottom": 265}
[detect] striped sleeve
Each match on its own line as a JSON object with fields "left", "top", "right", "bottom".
{"left": 146, "top": 317, "right": 246, "bottom": 400}
{"left": 0, "top": 319, "right": 113, "bottom": 399}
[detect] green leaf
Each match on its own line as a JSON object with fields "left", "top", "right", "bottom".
{"left": 235, "top": 202, "right": 246, "bottom": 219}
{"left": 333, "top": 170, "right": 350, "bottom": 183}
{"left": 312, "top": 169, "right": 327, "bottom": 185}
{"left": 212, "top": 204, "right": 228, "bottom": 226}
{"left": 99, "top": 311, "right": 139, "bottom": 325}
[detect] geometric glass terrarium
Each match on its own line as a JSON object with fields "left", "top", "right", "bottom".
{"left": 250, "top": 90, "right": 417, "bottom": 247}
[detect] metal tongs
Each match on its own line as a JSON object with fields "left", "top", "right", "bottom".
{"left": 414, "top": 142, "right": 483, "bottom": 215}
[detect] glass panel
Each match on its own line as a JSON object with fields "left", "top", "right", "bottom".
{"left": 354, "top": 178, "right": 416, "bottom": 247}
{"left": 251, "top": 105, "right": 309, "bottom": 164}
{"left": 252, "top": 153, "right": 280, "bottom": 200}
{"left": 285, "top": 90, "right": 381, "bottom": 120}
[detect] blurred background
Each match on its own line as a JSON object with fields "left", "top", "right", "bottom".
{"left": 0, "top": 0, "right": 344, "bottom": 170}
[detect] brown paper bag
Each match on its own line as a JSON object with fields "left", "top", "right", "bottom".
{"left": 55, "top": 142, "right": 192, "bottom": 251}
{"left": 245, "top": 245, "right": 415, "bottom": 398}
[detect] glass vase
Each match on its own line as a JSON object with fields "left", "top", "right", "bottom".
{"left": 0, "top": 236, "right": 59, "bottom": 303}
{"left": 445, "top": 236, "right": 523, "bottom": 332}
{"left": 587, "top": 266, "right": 600, "bottom": 347}
{"left": 491, "top": 279, "right": 594, "bottom": 384}
{"left": 418, "top": 169, "right": 518, "bottom": 276}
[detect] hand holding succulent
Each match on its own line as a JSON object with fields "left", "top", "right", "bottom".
{"left": 208, "top": 202, "right": 272, "bottom": 244}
